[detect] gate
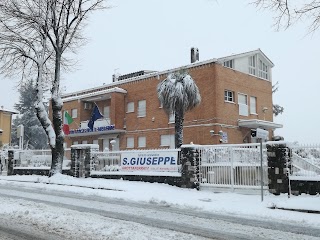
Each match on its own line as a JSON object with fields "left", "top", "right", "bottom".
{"left": 196, "top": 143, "right": 268, "bottom": 191}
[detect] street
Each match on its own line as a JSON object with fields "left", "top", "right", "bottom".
{"left": 0, "top": 184, "right": 319, "bottom": 240}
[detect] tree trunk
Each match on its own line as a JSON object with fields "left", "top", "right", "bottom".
{"left": 50, "top": 52, "right": 64, "bottom": 176}
{"left": 35, "top": 62, "right": 56, "bottom": 149}
{"left": 175, "top": 109, "right": 184, "bottom": 149}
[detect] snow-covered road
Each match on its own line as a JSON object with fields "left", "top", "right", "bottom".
{"left": 0, "top": 183, "right": 319, "bottom": 240}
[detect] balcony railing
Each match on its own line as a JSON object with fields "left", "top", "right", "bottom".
{"left": 80, "top": 118, "right": 111, "bottom": 129}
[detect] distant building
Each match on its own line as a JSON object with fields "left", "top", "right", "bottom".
{"left": 0, "top": 106, "right": 17, "bottom": 147}
{"left": 59, "top": 48, "right": 282, "bottom": 150}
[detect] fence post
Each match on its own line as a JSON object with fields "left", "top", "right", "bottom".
{"left": 71, "top": 144, "right": 99, "bottom": 178}
{"left": 180, "top": 145, "right": 200, "bottom": 189}
{"left": 7, "top": 150, "right": 14, "bottom": 176}
{"left": 229, "top": 147, "right": 234, "bottom": 192}
{"left": 267, "top": 142, "right": 291, "bottom": 195}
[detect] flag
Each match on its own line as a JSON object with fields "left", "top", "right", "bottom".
{"left": 88, "top": 104, "right": 104, "bottom": 131}
{"left": 63, "top": 111, "right": 73, "bottom": 135}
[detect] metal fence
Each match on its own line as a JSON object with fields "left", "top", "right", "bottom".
{"left": 13, "top": 148, "right": 71, "bottom": 170}
{"left": 290, "top": 144, "right": 320, "bottom": 181}
{"left": 196, "top": 143, "right": 268, "bottom": 191}
{"left": 91, "top": 151, "right": 121, "bottom": 172}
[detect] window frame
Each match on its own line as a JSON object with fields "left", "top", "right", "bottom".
{"left": 248, "top": 55, "right": 256, "bottom": 76}
{"left": 169, "top": 112, "right": 175, "bottom": 123}
{"left": 258, "top": 59, "right": 269, "bottom": 80}
{"left": 126, "top": 137, "right": 134, "bottom": 149}
{"left": 138, "top": 136, "right": 146, "bottom": 148}
{"left": 250, "top": 96, "right": 257, "bottom": 115}
{"left": 103, "top": 106, "right": 110, "bottom": 119}
{"left": 71, "top": 108, "right": 77, "bottom": 118}
{"left": 160, "top": 134, "right": 175, "bottom": 148}
{"left": 238, "top": 93, "right": 249, "bottom": 116}
{"left": 223, "top": 59, "right": 234, "bottom": 69}
{"left": 224, "top": 90, "right": 235, "bottom": 103}
{"left": 127, "top": 102, "right": 134, "bottom": 113}
{"left": 137, "top": 100, "right": 146, "bottom": 117}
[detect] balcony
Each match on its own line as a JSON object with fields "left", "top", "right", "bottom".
{"left": 68, "top": 118, "right": 125, "bottom": 137}
{"left": 80, "top": 118, "right": 111, "bottom": 129}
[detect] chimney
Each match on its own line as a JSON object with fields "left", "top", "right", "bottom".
{"left": 191, "top": 47, "right": 199, "bottom": 63}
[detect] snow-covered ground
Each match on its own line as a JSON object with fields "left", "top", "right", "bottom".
{"left": 0, "top": 174, "right": 319, "bottom": 239}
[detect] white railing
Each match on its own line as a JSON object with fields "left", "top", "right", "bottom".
{"left": 290, "top": 144, "right": 320, "bottom": 181}
{"left": 13, "top": 148, "right": 71, "bottom": 170}
{"left": 196, "top": 143, "right": 268, "bottom": 190}
{"left": 80, "top": 118, "right": 111, "bottom": 129}
{"left": 91, "top": 151, "right": 121, "bottom": 172}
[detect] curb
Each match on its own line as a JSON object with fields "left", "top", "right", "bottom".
{"left": 0, "top": 179, "right": 123, "bottom": 191}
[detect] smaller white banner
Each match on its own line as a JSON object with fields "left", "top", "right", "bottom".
{"left": 256, "top": 128, "right": 269, "bottom": 140}
{"left": 121, "top": 150, "right": 179, "bottom": 172}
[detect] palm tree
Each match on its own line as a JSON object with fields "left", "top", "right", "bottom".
{"left": 157, "top": 70, "right": 201, "bottom": 148}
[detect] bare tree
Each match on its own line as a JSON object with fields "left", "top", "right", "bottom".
{"left": 0, "top": 0, "right": 55, "bottom": 151}
{"left": 252, "top": 0, "right": 320, "bottom": 32}
{"left": 0, "top": 0, "right": 107, "bottom": 176}
{"left": 43, "top": 0, "right": 106, "bottom": 176}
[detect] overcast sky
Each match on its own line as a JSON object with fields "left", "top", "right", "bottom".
{"left": 0, "top": 0, "right": 319, "bottom": 143}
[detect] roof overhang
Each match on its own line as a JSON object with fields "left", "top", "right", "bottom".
{"left": 0, "top": 129, "right": 3, "bottom": 133}
{"left": 62, "top": 87, "right": 127, "bottom": 103}
{"left": 238, "top": 119, "right": 283, "bottom": 130}
{"left": 0, "top": 109, "right": 18, "bottom": 114}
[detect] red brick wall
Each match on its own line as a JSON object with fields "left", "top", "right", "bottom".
{"left": 58, "top": 62, "right": 274, "bottom": 149}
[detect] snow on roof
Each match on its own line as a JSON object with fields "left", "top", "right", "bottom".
{"left": 62, "top": 87, "right": 127, "bottom": 103}
{"left": 62, "top": 57, "right": 218, "bottom": 100}
{"left": 0, "top": 107, "right": 18, "bottom": 114}
{"left": 61, "top": 49, "right": 274, "bottom": 100}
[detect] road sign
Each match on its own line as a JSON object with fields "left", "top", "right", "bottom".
{"left": 256, "top": 128, "right": 269, "bottom": 140}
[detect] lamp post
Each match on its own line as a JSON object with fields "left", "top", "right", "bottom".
{"left": 17, "top": 125, "right": 24, "bottom": 150}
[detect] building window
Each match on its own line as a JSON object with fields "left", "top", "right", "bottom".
{"left": 224, "top": 90, "right": 234, "bottom": 102}
{"left": 127, "top": 137, "right": 134, "bottom": 148}
{"left": 138, "top": 136, "right": 146, "bottom": 148}
{"left": 249, "top": 55, "right": 256, "bottom": 75}
{"left": 238, "top": 93, "right": 248, "bottom": 116}
{"left": 127, "top": 102, "right": 134, "bottom": 113}
{"left": 137, "top": 100, "right": 146, "bottom": 117}
{"left": 103, "top": 106, "right": 110, "bottom": 119}
{"left": 250, "top": 96, "right": 257, "bottom": 114}
{"left": 160, "top": 134, "right": 175, "bottom": 148}
{"left": 73, "top": 141, "right": 78, "bottom": 145}
{"left": 71, "top": 109, "right": 77, "bottom": 118}
{"left": 82, "top": 140, "right": 88, "bottom": 144}
{"left": 223, "top": 59, "right": 234, "bottom": 69}
{"left": 169, "top": 112, "right": 175, "bottom": 123}
{"left": 93, "top": 140, "right": 99, "bottom": 145}
{"left": 258, "top": 59, "right": 268, "bottom": 80}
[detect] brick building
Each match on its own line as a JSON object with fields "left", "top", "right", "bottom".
{"left": 61, "top": 49, "right": 282, "bottom": 150}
